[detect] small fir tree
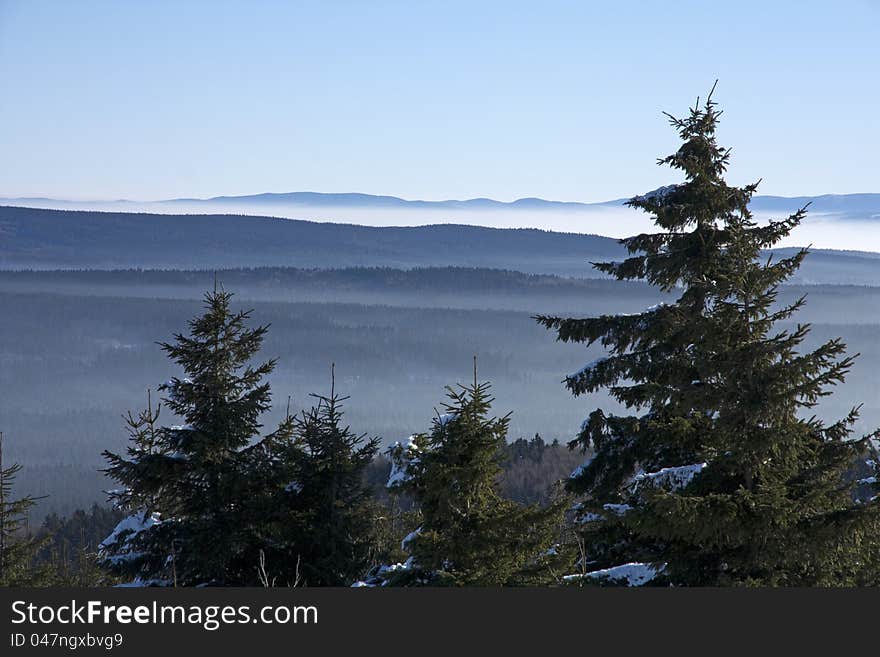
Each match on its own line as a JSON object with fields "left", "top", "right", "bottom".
{"left": 0, "top": 432, "right": 50, "bottom": 586}
{"left": 378, "top": 368, "right": 568, "bottom": 586}
{"left": 266, "top": 369, "right": 381, "bottom": 586}
{"left": 101, "top": 289, "right": 296, "bottom": 586}
{"left": 537, "top": 85, "right": 880, "bottom": 586}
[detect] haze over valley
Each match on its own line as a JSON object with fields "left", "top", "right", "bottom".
{"left": 5, "top": 190, "right": 880, "bottom": 252}
{"left": 2, "top": 202, "right": 880, "bottom": 518}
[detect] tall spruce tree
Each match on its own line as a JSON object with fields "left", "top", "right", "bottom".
{"left": 537, "top": 86, "right": 880, "bottom": 586}
{"left": 264, "top": 370, "right": 381, "bottom": 586}
{"left": 377, "top": 369, "right": 568, "bottom": 586}
{"left": 0, "top": 432, "right": 50, "bottom": 586}
{"left": 101, "top": 289, "right": 296, "bottom": 586}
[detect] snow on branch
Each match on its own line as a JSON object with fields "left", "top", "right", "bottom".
{"left": 351, "top": 557, "right": 417, "bottom": 587}
{"left": 632, "top": 185, "right": 680, "bottom": 203}
{"left": 632, "top": 462, "right": 706, "bottom": 493}
{"left": 99, "top": 512, "right": 162, "bottom": 564}
{"left": 602, "top": 503, "right": 632, "bottom": 516}
{"left": 578, "top": 512, "right": 603, "bottom": 524}
{"left": 564, "top": 562, "right": 663, "bottom": 587}
{"left": 115, "top": 577, "right": 172, "bottom": 588}
{"left": 570, "top": 451, "right": 594, "bottom": 479}
{"left": 569, "top": 358, "right": 609, "bottom": 381}
{"left": 401, "top": 527, "right": 422, "bottom": 551}
{"left": 386, "top": 436, "right": 420, "bottom": 489}
{"left": 437, "top": 412, "right": 458, "bottom": 426}
{"left": 573, "top": 501, "right": 633, "bottom": 524}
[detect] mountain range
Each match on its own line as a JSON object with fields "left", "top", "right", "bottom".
{"left": 4, "top": 190, "right": 880, "bottom": 217}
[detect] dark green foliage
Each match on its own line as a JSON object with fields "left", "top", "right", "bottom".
{"left": 101, "top": 289, "right": 296, "bottom": 586}
{"left": 35, "top": 504, "right": 123, "bottom": 585}
{"left": 537, "top": 87, "right": 880, "bottom": 586}
{"left": 0, "top": 432, "right": 50, "bottom": 586}
{"left": 383, "top": 376, "right": 569, "bottom": 586}
{"left": 261, "top": 379, "right": 382, "bottom": 586}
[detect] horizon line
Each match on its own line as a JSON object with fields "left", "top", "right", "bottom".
{"left": 2, "top": 189, "right": 880, "bottom": 207}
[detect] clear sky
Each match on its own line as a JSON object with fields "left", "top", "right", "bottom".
{"left": 1, "top": 0, "right": 878, "bottom": 202}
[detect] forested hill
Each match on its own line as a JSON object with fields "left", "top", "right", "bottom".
{"left": 0, "top": 205, "right": 621, "bottom": 275}
{"left": 3, "top": 205, "right": 880, "bottom": 283}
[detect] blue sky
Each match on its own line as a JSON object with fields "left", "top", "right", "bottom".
{"left": 1, "top": 0, "right": 877, "bottom": 202}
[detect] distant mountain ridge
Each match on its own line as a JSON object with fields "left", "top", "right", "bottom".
{"left": 178, "top": 191, "right": 603, "bottom": 211}
{"left": 4, "top": 190, "right": 880, "bottom": 216}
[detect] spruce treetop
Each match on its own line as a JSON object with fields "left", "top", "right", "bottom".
{"left": 158, "top": 288, "right": 276, "bottom": 457}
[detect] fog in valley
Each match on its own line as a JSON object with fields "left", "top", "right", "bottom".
{"left": 6, "top": 192, "right": 880, "bottom": 252}
{"left": 2, "top": 261, "right": 879, "bottom": 520}
{"left": 2, "top": 203, "right": 880, "bottom": 521}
